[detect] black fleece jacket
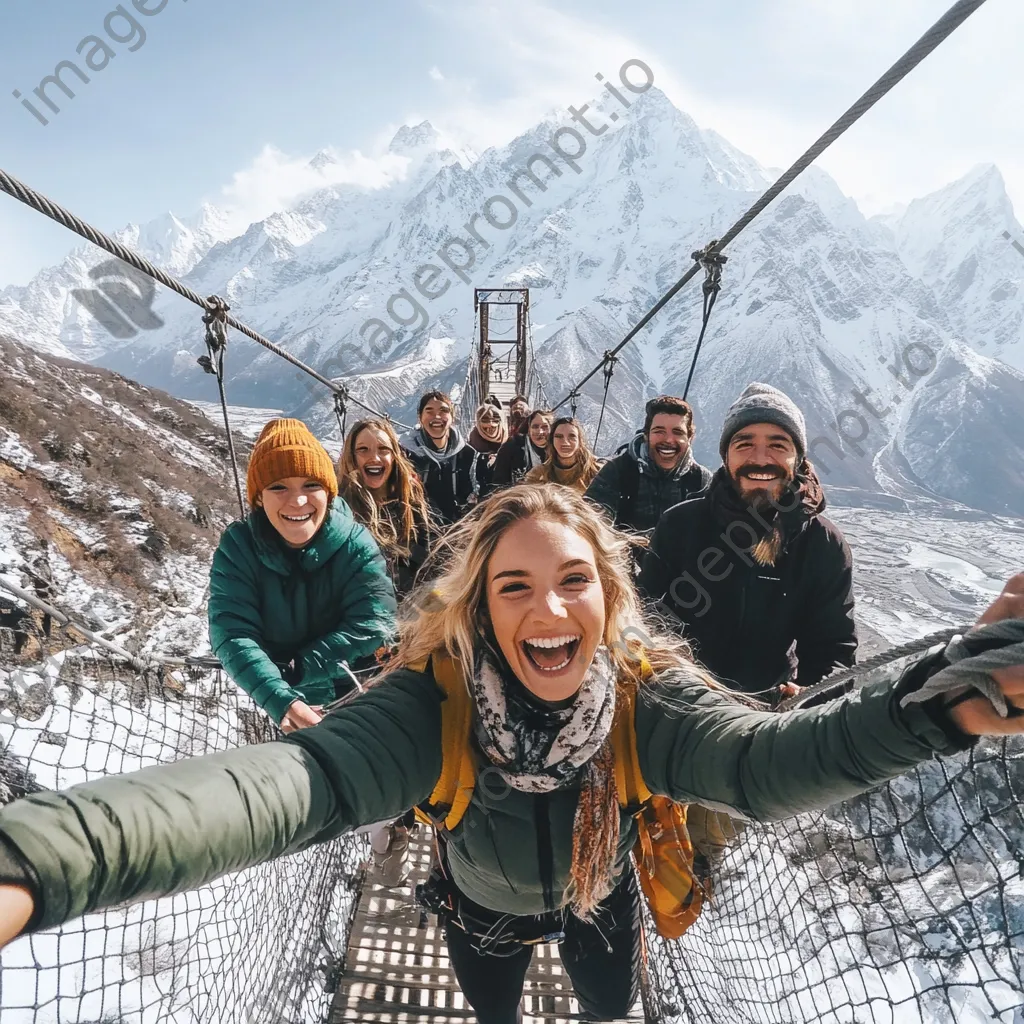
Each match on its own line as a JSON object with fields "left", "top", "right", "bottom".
{"left": 638, "top": 494, "right": 857, "bottom": 695}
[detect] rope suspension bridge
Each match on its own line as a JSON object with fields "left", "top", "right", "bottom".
{"left": 1, "top": 0, "right": 1021, "bottom": 1020}
{"left": 1, "top": 593, "right": 1022, "bottom": 1023}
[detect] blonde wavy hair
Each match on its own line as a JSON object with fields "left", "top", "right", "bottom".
{"left": 392, "top": 485, "right": 719, "bottom": 918}
{"left": 395, "top": 485, "right": 698, "bottom": 678}
{"left": 338, "top": 419, "right": 431, "bottom": 558}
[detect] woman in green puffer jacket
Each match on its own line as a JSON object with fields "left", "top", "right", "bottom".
{"left": 208, "top": 418, "right": 397, "bottom": 733}
{"left": 0, "top": 487, "right": 1022, "bottom": 1024}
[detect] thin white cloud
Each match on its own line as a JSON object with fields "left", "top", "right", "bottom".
{"left": 428, "top": 66, "right": 444, "bottom": 81}
{"left": 214, "top": 144, "right": 411, "bottom": 232}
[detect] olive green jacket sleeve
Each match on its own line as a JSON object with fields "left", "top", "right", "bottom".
{"left": 0, "top": 669, "right": 442, "bottom": 933}
{"left": 636, "top": 654, "right": 974, "bottom": 821}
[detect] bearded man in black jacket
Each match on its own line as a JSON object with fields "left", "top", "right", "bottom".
{"left": 638, "top": 382, "right": 857, "bottom": 701}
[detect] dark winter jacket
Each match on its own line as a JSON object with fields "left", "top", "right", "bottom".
{"left": 379, "top": 501, "right": 433, "bottom": 600}
{"left": 402, "top": 427, "right": 486, "bottom": 525}
{"left": 637, "top": 471, "right": 857, "bottom": 695}
{"left": 490, "top": 433, "right": 547, "bottom": 489}
{"left": 207, "top": 505, "right": 397, "bottom": 723}
{"left": 584, "top": 434, "right": 712, "bottom": 534}
{"left": 0, "top": 650, "right": 974, "bottom": 930}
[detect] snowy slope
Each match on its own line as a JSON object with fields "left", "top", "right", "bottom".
{"left": 885, "top": 165, "right": 1024, "bottom": 373}
{"left": 0, "top": 205, "right": 235, "bottom": 365}
{"left": 874, "top": 341, "right": 1024, "bottom": 516}
{"left": 0, "top": 337, "right": 244, "bottom": 658}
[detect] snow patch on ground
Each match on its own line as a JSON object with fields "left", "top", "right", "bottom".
{"left": 0, "top": 430, "right": 35, "bottom": 473}
{"left": 43, "top": 508, "right": 105, "bottom": 549}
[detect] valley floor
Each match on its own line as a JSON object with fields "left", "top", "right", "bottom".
{"left": 828, "top": 504, "right": 1024, "bottom": 656}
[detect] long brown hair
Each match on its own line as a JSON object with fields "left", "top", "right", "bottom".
{"left": 338, "top": 419, "right": 431, "bottom": 558}
{"left": 393, "top": 485, "right": 720, "bottom": 917}
{"left": 532, "top": 416, "right": 599, "bottom": 483}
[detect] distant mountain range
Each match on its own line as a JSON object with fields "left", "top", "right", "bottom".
{"left": 2, "top": 88, "right": 1022, "bottom": 514}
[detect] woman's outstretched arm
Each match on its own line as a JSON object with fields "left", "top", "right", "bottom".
{"left": 637, "top": 573, "right": 1024, "bottom": 821}
{"left": 0, "top": 885, "right": 33, "bottom": 946}
{"left": 0, "top": 667, "right": 442, "bottom": 945}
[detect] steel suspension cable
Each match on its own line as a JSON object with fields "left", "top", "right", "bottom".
{"left": 551, "top": 0, "right": 990, "bottom": 411}
{"left": 0, "top": 167, "right": 410, "bottom": 428}
{"left": 681, "top": 247, "right": 727, "bottom": 401}
{"left": 197, "top": 298, "right": 246, "bottom": 517}
{"left": 777, "top": 624, "right": 966, "bottom": 712}
{"left": 591, "top": 353, "right": 617, "bottom": 453}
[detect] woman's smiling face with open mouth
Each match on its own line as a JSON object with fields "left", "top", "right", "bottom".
{"left": 353, "top": 426, "right": 395, "bottom": 491}
{"left": 259, "top": 476, "right": 329, "bottom": 547}
{"left": 486, "top": 516, "right": 605, "bottom": 702}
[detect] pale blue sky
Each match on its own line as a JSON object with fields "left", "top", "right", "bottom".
{"left": 1, "top": 0, "right": 1021, "bottom": 285}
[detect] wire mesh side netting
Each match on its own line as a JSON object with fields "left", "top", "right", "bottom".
{"left": 644, "top": 736, "right": 1024, "bottom": 1024}
{"left": 2, "top": 611, "right": 1024, "bottom": 1024}
{"left": 0, "top": 617, "right": 366, "bottom": 1024}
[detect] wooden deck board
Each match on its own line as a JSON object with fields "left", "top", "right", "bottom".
{"left": 329, "top": 829, "right": 646, "bottom": 1023}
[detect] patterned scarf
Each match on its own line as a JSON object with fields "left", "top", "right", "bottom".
{"left": 469, "top": 647, "right": 616, "bottom": 793}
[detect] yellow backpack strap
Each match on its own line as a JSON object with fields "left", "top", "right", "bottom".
{"left": 611, "top": 680, "right": 653, "bottom": 811}
{"left": 417, "top": 651, "right": 476, "bottom": 832}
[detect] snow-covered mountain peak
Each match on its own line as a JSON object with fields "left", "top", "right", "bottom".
{"left": 893, "top": 164, "right": 1016, "bottom": 280}
{"left": 627, "top": 85, "right": 690, "bottom": 124}
{"left": 190, "top": 201, "right": 233, "bottom": 236}
{"left": 388, "top": 120, "right": 443, "bottom": 156}
{"left": 882, "top": 164, "right": 1024, "bottom": 373}
{"left": 254, "top": 209, "right": 325, "bottom": 247}
{"left": 308, "top": 149, "right": 339, "bottom": 172}
{"left": 109, "top": 197, "right": 237, "bottom": 281}
{"left": 955, "top": 161, "right": 1009, "bottom": 199}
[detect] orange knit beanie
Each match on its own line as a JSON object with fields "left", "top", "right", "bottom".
{"left": 246, "top": 418, "right": 339, "bottom": 507}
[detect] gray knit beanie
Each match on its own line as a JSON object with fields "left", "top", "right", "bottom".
{"left": 719, "top": 382, "right": 807, "bottom": 462}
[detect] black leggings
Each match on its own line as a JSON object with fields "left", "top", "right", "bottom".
{"left": 444, "top": 870, "right": 641, "bottom": 1024}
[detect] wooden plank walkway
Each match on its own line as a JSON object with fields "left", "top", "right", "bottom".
{"left": 329, "top": 828, "right": 648, "bottom": 1023}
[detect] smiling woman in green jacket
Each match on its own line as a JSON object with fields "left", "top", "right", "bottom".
{"left": 208, "top": 418, "right": 397, "bottom": 734}
{"left": 0, "top": 487, "right": 1021, "bottom": 1024}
